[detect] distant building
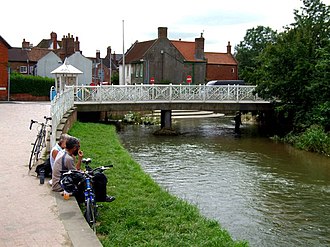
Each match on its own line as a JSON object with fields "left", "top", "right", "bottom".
{"left": 119, "top": 27, "right": 238, "bottom": 85}
{"left": 88, "top": 47, "right": 122, "bottom": 85}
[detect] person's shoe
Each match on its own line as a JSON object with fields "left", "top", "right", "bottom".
{"left": 105, "top": 196, "right": 115, "bottom": 202}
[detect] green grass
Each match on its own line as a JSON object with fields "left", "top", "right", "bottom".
{"left": 69, "top": 122, "right": 248, "bottom": 247}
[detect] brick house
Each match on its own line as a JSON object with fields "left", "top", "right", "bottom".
{"left": 205, "top": 42, "right": 238, "bottom": 81}
{"left": 0, "top": 35, "right": 11, "bottom": 100}
{"left": 8, "top": 39, "right": 50, "bottom": 75}
{"left": 119, "top": 27, "right": 238, "bottom": 85}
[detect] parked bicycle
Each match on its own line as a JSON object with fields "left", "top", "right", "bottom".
{"left": 60, "top": 158, "right": 113, "bottom": 232}
{"left": 28, "top": 116, "right": 52, "bottom": 171}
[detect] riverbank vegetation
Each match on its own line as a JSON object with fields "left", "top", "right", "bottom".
{"left": 69, "top": 122, "right": 247, "bottom": 247}
{"left": 235, "top": 0, "right": 330, "bottom": 155}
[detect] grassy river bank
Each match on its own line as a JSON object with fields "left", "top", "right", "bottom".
{"left": 68, "top": 122, "right": 248, "bottom": 247}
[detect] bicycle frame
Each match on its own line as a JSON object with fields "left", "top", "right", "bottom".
{"left": 28, "top": 116, "right": 51, "bottom": 170}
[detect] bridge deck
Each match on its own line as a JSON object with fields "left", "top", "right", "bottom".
{"left": 75, "top": 100, "right": 273, "bottom": 112}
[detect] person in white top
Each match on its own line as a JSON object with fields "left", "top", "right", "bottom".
{"left": 50, "top": 134, "right": 70, "bottom": 170}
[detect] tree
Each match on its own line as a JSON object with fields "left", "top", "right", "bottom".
{"left": 255, "top": 0, "right": 330, "bottom": 131}
{"left": 234, "top": 26, "right": 277, "bottom": 84}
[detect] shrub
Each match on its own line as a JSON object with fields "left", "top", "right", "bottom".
{"left": 295, "top": 125, "right": 330, "bottom": 154}
{"left": 10, "top": 72, "right": 55, "bottom": 96}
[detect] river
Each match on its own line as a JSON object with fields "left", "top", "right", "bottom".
{"left": 117, "top": 117, "right": 330, "bottom": 247}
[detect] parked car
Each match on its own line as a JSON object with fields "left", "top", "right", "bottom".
{"left": 206, "top": 80, "right": 245, "bottom": 85}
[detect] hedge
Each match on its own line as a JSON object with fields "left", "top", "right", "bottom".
{"left": 10, "top": 73, "right": 55, "bottom": 96}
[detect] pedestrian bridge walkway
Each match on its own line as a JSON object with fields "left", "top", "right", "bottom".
{"left": 50, "top": 84, "right": 272, "bottom": 146}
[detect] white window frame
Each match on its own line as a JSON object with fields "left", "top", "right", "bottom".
{"left": 20, "top": 66, "right": 28, "bottom": 74}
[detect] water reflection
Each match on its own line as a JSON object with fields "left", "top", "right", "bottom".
{"left": 118, "top": 117, "right": 330, "bottom": 247}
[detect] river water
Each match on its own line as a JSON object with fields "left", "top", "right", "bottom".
{"left": 118, "top": 117, "right": 330, "bottom": 247}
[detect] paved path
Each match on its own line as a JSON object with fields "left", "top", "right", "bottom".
{"left": 0, "top": 102, "right": 71, "bottom": 246}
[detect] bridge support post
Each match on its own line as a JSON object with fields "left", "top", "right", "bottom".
{"left": 160, "top": 110, "right": 172, "bottom": 129}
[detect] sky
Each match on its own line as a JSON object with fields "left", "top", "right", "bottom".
{"left": 1, "top": 0, "right": 329, "bottom": 58}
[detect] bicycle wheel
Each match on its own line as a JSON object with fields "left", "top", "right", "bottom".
{"left": 85, "top": 198, "right": 96, "bottom": 232}
{"left": 28, "top": 137, "right": 41, "bottom": 170}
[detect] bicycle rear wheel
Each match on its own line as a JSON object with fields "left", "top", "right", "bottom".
{"left": 85, "top": 198, "right": 96, "bottom": 232}
{"left": 28, "top": 137, "right": 41, "bottom": 170}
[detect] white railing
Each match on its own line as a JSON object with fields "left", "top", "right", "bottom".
{"left": 50, "top": 87, "right": 74, "bottom": 147}
{"left": 71, "top": 84, "right": 262, "bottom": 102}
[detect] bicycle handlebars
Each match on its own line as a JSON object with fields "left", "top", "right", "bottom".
{"left": 29, "top": 116, "right": 52, "bottom": 130}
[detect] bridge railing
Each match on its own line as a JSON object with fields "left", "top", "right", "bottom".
{"left": 50, "top": 87, "right": 74, "bottom": 147}
{"left": 69, "top": 84, "right": 262, "bottom": 102}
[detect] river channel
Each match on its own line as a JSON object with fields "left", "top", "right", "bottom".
{"left": 117, "top": 117, "right": 330, "bottom": 247}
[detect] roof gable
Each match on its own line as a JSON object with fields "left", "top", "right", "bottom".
{"left": 0, "top": 35, "right": 11, "bottom": 48}
{"left": 170, "top": 40, "right": 196, "bottom": 61}
{"left": 205, "top": 52, "right": 237, "bottom": 65}
{"left": 124, "top": 40, "right": 156, "bottom": 63}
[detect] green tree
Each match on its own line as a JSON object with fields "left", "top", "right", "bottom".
{"left": 255, "top": 0, "right": 330, "bottom": 131}
{"left": 234, "top": 26, "right": 277, "bottom": 84}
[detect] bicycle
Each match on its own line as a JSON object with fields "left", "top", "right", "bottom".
{"left": 28, "top": 116, "right": 52, "bottom": 171}
{"left": 60, "top": 158, "right": 113, "bottom": 232}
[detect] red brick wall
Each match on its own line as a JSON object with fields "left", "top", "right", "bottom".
{"left": 10, "top": 93, "right": 49, "bottom": 101}
{"left": 206, "top": 64, "right": 238, "bottom": 81}
{"left": 0, "top": 41, "right": 9, "bottom": 100}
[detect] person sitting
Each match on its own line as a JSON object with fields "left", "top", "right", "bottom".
{"left": 50, "top": 134, "right": 70, "bottom": 170}
{"left": 51, "top": 136, "right": 115, "bottom": 203}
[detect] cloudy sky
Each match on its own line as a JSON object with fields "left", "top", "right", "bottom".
{"left": 1, "top": 0, "right": 329, "bottom": 58}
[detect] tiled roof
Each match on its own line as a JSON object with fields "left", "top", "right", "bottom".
{"left": 8, "top": 48, "right": 29, "bottom": 62}
{"left": 28, "top": 48, "right": 51, "bottom": 62}
{"left": 205, "top": 52, "right": 237, "bottom": 65}
{"left": 124, "top": 40, "right": 156, "bottom": 63}
{"left": 36, "top": 39, "right": 62, "bottom": 49}
{"left": 8, "top": 47, "right": 51, "bottom": 62}
{"left": 170, "top": 40, "right": 196, "bottom": 61}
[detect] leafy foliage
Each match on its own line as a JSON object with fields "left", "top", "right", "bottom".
{"left": 235, "top": 0, "right": 330, "bottom": 133}
{"left": 10, "top": 72, "right": 55, "bottom": 96}
{"left": 234, "top": 26, "right": 277, "bottom": 84}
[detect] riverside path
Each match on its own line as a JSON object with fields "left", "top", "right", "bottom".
{"left": 0, "top": 102, "right": 71, "bottom": 246}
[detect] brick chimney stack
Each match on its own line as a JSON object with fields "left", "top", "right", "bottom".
{"left": 96, "top": 50, "right": 101, "bottom": 63}
{"left": 106, "top": 46, "right": 112, "bottom": 59}
{"left": 74, "top": 36, "right": 80, "bottom": 51}
{"left": 22, "top": 39, "right": 30, "bottom": 49}
{"left": 227, "top": 41, "right": 231, "bottom": 54}
{"left": 195, "top": 33, "right": 205, "bottom": 60}
{"left": 158, "top": 27, "right": 168, "bottom": 39}
{"left": 50, "top": 32, "right": 57, "bottom": 50}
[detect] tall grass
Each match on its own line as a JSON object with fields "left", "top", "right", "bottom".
{"left": 69, "top": 122, "right": 248, "bottom": 247}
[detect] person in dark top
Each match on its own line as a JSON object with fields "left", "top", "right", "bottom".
{"left": 234, "top": 111, "right": 242, "bottom": 135}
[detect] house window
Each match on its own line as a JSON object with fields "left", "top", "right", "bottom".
{"left": 135, "top": 64, "right": 139, "bottom": 78}
{"left": 20, "top": 66, "right": 28, "bottom": 73}
{"left": 140, "top": 63, "right": 143, "bottom": 78}
{"left": 231, "top": 68, "right": 235, "bottom": 73}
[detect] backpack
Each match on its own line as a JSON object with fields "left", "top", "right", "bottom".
{"left": 35, "top": 157, "right": 52, "bottom": 178}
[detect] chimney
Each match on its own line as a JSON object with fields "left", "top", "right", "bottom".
{"left": 22, "top": 39, "right": 30, "bottom": 49}
{"left": 96, "top": 50, "right": 101, "bottom": 63}
{"left": 74, "top": 36, "right": 80, "bottom": 51}
{"left": 158, "top": 27, "right": 168, "bottom": 39}
{"left": 106, "top": 46, "right": 112, "bottom": 59}
{"left": 227, "top": 41, "right": 232, "bottom": 54}
{"left": 50, "top": 32, "right": 57, "bottom": 50}
{"left": 195, "top": 33, "right": 205, "bottom": 60}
